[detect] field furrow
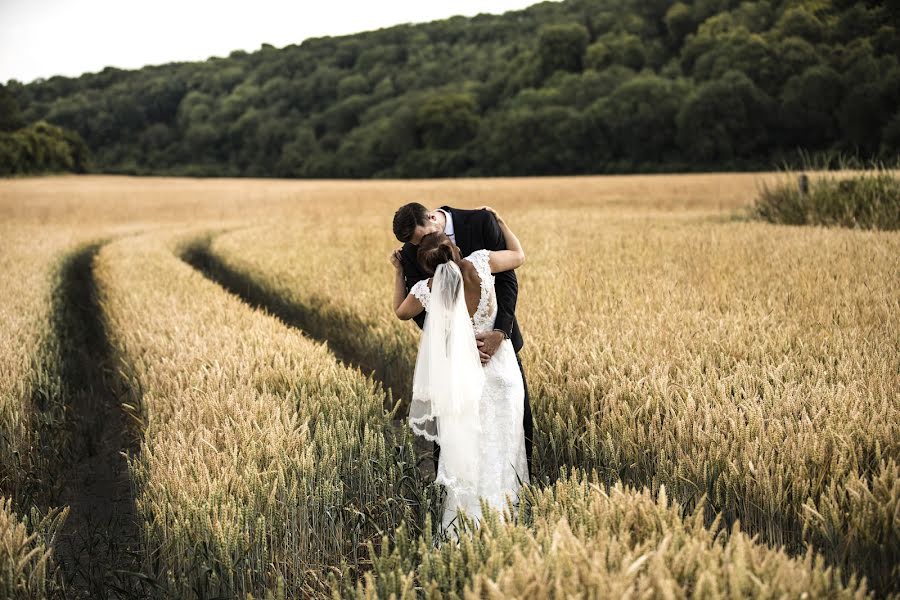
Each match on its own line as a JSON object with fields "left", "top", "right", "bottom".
{"left": 0, "top": 226, "right": 143, "bottom": 598}
{"left": 181, "top": 235, "right": 404, "bottom": 404}
{"left": 93, "top": 229, "right": 429, "bottom": 598}
{"left": 49, "top": 241, "right": 147, "bottom": 598}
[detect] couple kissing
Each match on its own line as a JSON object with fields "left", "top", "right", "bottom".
{"left": 390, "top": 202, "right": 533, "bottom": 539}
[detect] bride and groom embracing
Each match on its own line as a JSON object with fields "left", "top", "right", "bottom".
{"left": 390, "top": 203, "right": 534, "bottom": 539}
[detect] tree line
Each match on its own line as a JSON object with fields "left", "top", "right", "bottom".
{"left": 2, "top": 0, "right": 898, "bottom": 178}
{"left": 0, "top": 87, "right": 90, "bottom": 175}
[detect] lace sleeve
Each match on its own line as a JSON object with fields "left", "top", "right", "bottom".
{"left": 410, "top": 279, "right": 430, "bottom": 311}
{"left": 467, "top": 249, "right": 492, "bottom": 282}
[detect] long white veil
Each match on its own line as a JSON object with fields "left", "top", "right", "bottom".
{"left": 408, "top": 260, "right": 484, "bottom": 498}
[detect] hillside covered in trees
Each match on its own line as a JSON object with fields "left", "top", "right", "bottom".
{"left": 3, "top": 0, "right": 899, "bottom": 177}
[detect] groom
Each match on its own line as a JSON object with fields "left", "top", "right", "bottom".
{"left": 392, "top": 202, "right": 534, "bottom": 478}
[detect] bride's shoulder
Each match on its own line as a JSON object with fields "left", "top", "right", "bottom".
{"left": 463, "top": 248, "right": 490, "bottom": 261}
{"left": 458, "top": 257, "right": 478, "bottom": 276}
{"left": 463, "top": 249, "right": 491, "bottom": 272}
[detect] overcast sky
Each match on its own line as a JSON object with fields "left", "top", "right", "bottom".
{"left": 1, "top": 0, "right": 547, "bottom": 84}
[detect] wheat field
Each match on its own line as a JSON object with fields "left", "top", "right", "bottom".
{"left": 0, "top": 173, "right": 896, "bottom": 598}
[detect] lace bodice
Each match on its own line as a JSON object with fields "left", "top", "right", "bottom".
{"left": 409, "top": 249, "right": 497, "bottom": 334}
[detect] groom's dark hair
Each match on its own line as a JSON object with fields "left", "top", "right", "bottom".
{"left": 393, "top": 202, "right": 429, "bottom": 243}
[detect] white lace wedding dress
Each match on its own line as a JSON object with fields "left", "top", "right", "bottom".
{"left": 410, "top": 249, "right": 529, "bottom": 536}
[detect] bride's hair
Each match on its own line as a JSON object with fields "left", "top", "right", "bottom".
{"left": 417, "top": 232, "right": 456, "bottom": 274}
{"left": 418, "top": 232, "right": 461, "bottom": 308}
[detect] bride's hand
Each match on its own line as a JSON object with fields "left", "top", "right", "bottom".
{"left": 389, "top": 248, "right": 403, "bottom": 270}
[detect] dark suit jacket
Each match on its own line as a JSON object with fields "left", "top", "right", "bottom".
{"left": 400, "top": 206, "right": 524, "bottom": 352}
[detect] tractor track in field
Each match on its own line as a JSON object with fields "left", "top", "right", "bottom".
{"left": 181, "top": 236, "right": 437, "bottom": 481}
{"left": 181, "top": 236, "right": 408, "bottom": 402}
{"left": 51, "top": 243, "right": 155, "bottom": 599}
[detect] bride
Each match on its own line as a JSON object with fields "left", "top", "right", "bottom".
{"left": 390, "top": 207, "right": 528, "bottom": 539}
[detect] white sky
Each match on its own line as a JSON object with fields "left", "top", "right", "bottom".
{"left": 0, "top": 0, "right": 548, "bottom": 85}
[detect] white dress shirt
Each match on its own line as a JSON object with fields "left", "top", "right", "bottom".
{"left": 437, "top": 208, "right": 456, "bottom": 244}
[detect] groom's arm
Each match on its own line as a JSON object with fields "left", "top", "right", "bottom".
{"left": 481, "top": 211, "right": 517, "bottom": 340}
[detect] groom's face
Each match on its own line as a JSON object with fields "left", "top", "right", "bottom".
{"left": 409, "top": 213, "right": 442, "bottom": 245}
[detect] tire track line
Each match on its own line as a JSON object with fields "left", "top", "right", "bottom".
{"left": 52, "top": 242, "right": 155, "bottom": 599}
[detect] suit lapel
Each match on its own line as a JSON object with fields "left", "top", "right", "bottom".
{"left": 446, "top": 207, "right": 472, "bottom": 255}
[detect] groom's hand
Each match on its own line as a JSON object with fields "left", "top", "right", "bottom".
{"left": 475, "top": 330, "right": 504, "bottom": 364}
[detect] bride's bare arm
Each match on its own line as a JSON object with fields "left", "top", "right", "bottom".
{"left": 390, "top": 248, "right": 425, "bottom": 320}
{"left": 477, "top": 206, "right": 525, "bottom": 273}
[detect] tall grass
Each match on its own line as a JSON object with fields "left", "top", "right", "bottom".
{"left": 93, "top": 229, "right": 430, "bottom": 597}
{"left": 206, "top": 224, "right": 419, "bottom": 407}
{"left": 754, "top": 169, "right": 900, "bottom": 230}
{"left": 0, "top": 226, "right": 115, "bottom": 599}
{"left": 0, "top": 173, "right": 896, "bottom": 596}
{"left": 0, "top": 226, "right": 80, "bottom": 508}
{"left": 208, "top": 208, "right": 899, "bottom": 592}
{"left": 0, "top": 499, "right": 68, "bottom": 600}
{"left": 342, "top": 471, "right": 868, "bottom": 598}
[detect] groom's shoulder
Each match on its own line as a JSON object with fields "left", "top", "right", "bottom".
{"left": 448, "top": 206, "right": 490, "bottom": 225}
{"left": 446, "top": 205, "right": 474, "bottom": 216}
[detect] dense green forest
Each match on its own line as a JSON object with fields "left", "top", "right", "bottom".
{"left": 2, "top": 0, "right": 899, "bottom": 177}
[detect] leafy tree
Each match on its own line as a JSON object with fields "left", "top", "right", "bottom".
{"left": 59, "top": 125, "right": 91, "bottom": 172}
{"left": 479, "top": 106, "right": 589, "bottom": 175}
{"left": 142, "top": 77, "right": 187, "bottom": 123}
{"left": 590, "top": 74, "right": 688, "bottom": 162}
{"left": 176, "top": 91, "right": 214, "bottom": 130}
{"left": 0, "top": 120, "right": 90, "bottom": 175}
{"left": 316, "top": 94, "right": 371, "bottom": 136}
{"left": 184, "top": 122, "right": 219, "bottom": 156}
{"left": 627, "top": 0, "right": 675, "bottom": 31}
{"left": 773, "top": 7, "right": 824, "bottom": 42}
{"left": 732, "top": 2, "right": 773, "bottom": 33}
{"left": 544, "top": 70, "right": 625, "bottom": 109}
{"left": 838, "top": 39, "right": 879, "bottom": 87}
{"left": 415, "top": 93, "right": 479, "bottom": 150}
{"left": 779, "top": 65, "right": 843, "bottom": 150}
{"left": 586, "top": 33, "right": 647, "bottom": 71}
{"left": 835, "top": 3, "right": 880, "bottom": 43}
{"left": 371, "top": 108, "right": 418, "bottom": 171}
{"left": 676, "top": 70, "right": 774, "bottom": 162}
{"left": 334, "top": 40, "right": 362, "bottom": 69}
{"left": 0, "top": 84, "right": 24, "bottom": 132}
{"left": 304, "top": 66, "right": 343, "bottom": 111}
{"left": 356, "top": 44, "right": 407, "bottom": 72}
{"left": 690, "top": 28, "right": 776, "bottom": 92}
{"left": 337, "top": 74, "right": 369, "bottom": 99}
{"left": 259, "top": 77, "right": 291, "bottom": 110}
{"left": 772, "top": 37, "right": 821, "bottom": 89}
{"left": 665, "top": 2, "right": 695, "bottom": 46}
{"left": 838, "top": 83, "right": 888, "bottom": 155}
{"left": 276, "top": 126, "right": 319, "bottom": 177}
{"left": 537, "top": 23, "right": 589, "bottom": 79}
{"left": 372, "top": 77, "right": 396, "bottom": 100}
